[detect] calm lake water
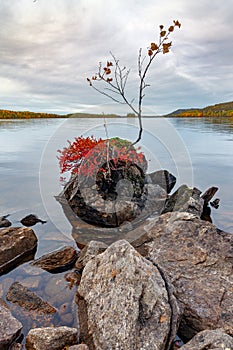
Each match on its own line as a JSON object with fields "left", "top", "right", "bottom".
{"left": 0, "top": 116, "right": 233, "bottom": 338}
{"left": 1, "top": 116, "right": 233, "bottom": 239}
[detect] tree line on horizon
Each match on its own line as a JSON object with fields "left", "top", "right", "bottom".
{"left": 1, "top": 101, "right": 233, "bottom": 119}
{"left": 0, "top": 109, "right": 134, "bottom": 119}
{"left": 170, "top": 101, "right": 233, "bottom": 117}
{"left": 0, "top": 109, "right": 64, "bottom": 119}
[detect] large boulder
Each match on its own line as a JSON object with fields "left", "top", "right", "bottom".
{"left": 58, "top": 136, "right": 148, "bottom": 229}
{"left": 131, "top": 211, "right": 233, "bottom": 340}
{"left": 0, "top": 227, "right": 37, "bottom": 275}
{"left": 58, "top": 169, "right": 176, "bottom": 229}
{"left": 77, "top": 239, "right": 180, "bottom": 350}
{"left": 180, "top": 329, "right": 233, "bottom": 349}
{"left": 26, "top": 326, "right": 78, "bottom": 350}
{"left": 59, "top": 162, "right": 145, "bottom": 227}
{"left": 0, "top": 300, "right": 22, "bottom": 350}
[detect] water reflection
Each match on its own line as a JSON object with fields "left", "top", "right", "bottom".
{"left": 173, "top": 116, "right": 233, "bottom": 134}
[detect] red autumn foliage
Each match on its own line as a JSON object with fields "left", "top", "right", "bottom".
{"left": 57, "top": 136, "right": 102, "bottom": 174}
{"left": 57, "top": 136, "right": 147, "bottom": 181}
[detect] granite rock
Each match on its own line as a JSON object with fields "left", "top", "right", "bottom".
{"left": 0, "top": 301, "right": 22, "bottom": 350}
{"left": 0, "top": 227, "right": 37, "bottom": 275}
{"left": 180, "top": 329, "right": 233, "bottom": 349}
{"left": 77, "top": 239, "right": 180, "bottom": 350}
{"left": 131, "top": 211, "right": 233, "bottom": 340}
{"left": 26, "top": 326, "right": 78, "bottom": 350}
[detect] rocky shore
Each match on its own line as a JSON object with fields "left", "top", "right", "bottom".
{"left": 0, "top": 170, "right": 233, "bottom": 349}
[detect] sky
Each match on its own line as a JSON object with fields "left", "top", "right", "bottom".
{"left": 0, "top": 0, "right": 233, "bottom": 116}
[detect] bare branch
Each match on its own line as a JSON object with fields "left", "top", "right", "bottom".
{"left": 91, "top": 85, "right": 125, "bottom": 105}
{"left": 87, "top": 20, "right": 181, "bottom": 145}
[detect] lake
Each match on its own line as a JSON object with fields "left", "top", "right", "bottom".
{"left": 1, "top": 116, "right": 233, "bottom": 241}
{"left": 0, "top": 116, "right": 233, "bottom": 337}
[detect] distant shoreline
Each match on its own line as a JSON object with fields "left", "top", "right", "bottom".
{"left": 1, "top": 100, "right": 233, "bottom": 119}
{"left": 1, "top": 115, "right": 233, "bottom": 120}
{"left": 0, "top": 110, "right": 161, "bottom": 119}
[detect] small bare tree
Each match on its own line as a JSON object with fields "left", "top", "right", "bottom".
{"left": 87, "top": 20, "right": 181, "bottom": 145}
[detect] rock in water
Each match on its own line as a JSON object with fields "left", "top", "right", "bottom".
{"left": 0, "top": 227, "right": 37, "bottom": 275}
{"left": 77, "top": 239, "right": 180, "bottom": 350}
{"left": 6, "top": 282, "right": 56, "bottom": 314}
{"left": 20, "top": 214, "right": 47, "bottom": 227}
{"left": 201, "top": 186, "right": 218, "bottom": 204}
{"left": 0, "top": 214, "right": 12, "bottom": 228}
{"left": 32, "top": 246, "right": 78, "bottom": 273}
{"left": 210, "top": 198, "right": 220, "bottom": 209}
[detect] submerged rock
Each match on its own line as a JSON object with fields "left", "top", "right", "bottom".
{"left": 32, "top": 246, "right": 78, "bottom": 273}
{"left": 131, "top": 211, "right": 233, "bottom": 340}
{"left": 0, "top": 301, "right": 22, "bottom": 350}
{"left": 26, "top": 326, "right": 78, "bottom": 350}
{"left": 0, "top": 227, "right": 37, "bottom": 275}
{"left": 77, "top": 239, "right": 180, "bottom": 350}
{"left": 6, "top": 281, "right": 56, "bottom": 314}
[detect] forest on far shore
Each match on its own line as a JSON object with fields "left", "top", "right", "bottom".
{"left": 167, "top": 101, "right": 233, "bottom": 117}
{"left": 1, "top": 101, "right": 233, "bottom": 119}
{"left": 0, "top": 110, "right": 132, "bottom": 119}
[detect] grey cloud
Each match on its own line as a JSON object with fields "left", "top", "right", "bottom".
{"left": 0, "top": 0, "right": 232, "bottom": 115}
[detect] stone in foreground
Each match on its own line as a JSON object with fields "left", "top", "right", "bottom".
{"left": 0, "top": 301, "right": 22, "bottom": 350}
{"left": 131, "top": 211, "right": 233, "bottom": 339}
{"left": 77, "top": 239, "right": 179, "bottom": 350}
{"left": 180, "top": 329, "right": 233, "bottom": 349}
{"left": 26, "top": 326, "right": 78, "bottom": 350}
{"left": 0, "top": 227, "right": 37, "bottom": 275}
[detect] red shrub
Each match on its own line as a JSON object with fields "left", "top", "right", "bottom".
{"left": 57, "top": 136, "right": 147, "bottom": 181}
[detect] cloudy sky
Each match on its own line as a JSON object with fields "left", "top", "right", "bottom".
{"left": 0, "top": 0, "right": 233, "bottom": 115}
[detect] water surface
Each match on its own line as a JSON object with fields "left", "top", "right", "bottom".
{"left": 1, "top": 116, "right": 233, "bottom": 243}
{"left": 1, "top": 116, "right": 233, "bottom": 339}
